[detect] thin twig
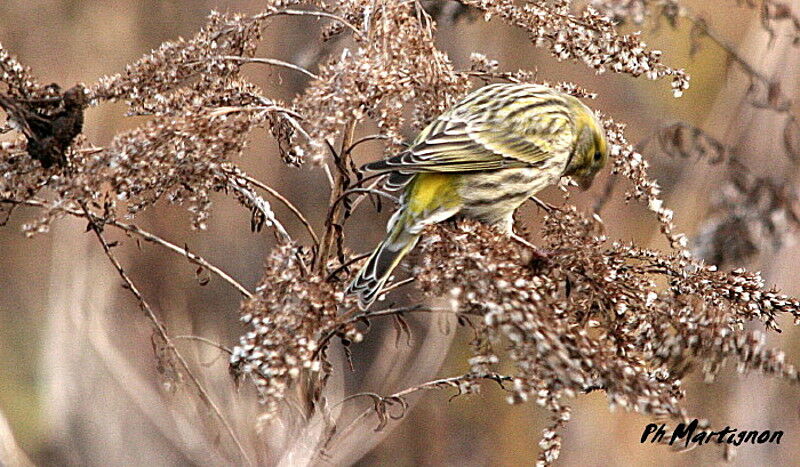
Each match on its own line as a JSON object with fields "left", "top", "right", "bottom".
{"left": 459, "top": 70, "right": 524, "bottom": 83}
{"left": 347, "top": 171, "right": 388, "bottom": 189}
{"left": 318, "top": 121, "right": 357, "bottom": 272}
{"left": 252, "top": 96, "right": 313, "bottom": 143}
{"left": 312, "top": 305, "right": 460, "bottom": 361}
{"left": 679, "top": 8, "right": 771, "bottom": 85}
{"left": 226, "top": 174, "right": 293, "bottom": 243}
{"left": 331, "top": 276, "right": 418, "bottom": 325}
{"left": 212, "top": 55, "right": 319, "bottom": 80}
{"left": 227, "top": 169, "right": 320, "bottom": 248}
{"left": 321, "top": 163, "right": 336, "bottom": 189}
{"left": 119, "top": 219, "right": 255, "bottom": 299}
{"left": 328, "top": 373, "right": 512, "bottom": 445}
{"left": 78, "top": 202, "right": 254, "bottom": 467}
{"left": 378, "top": 276, "right": 415, "bottom": 296}
{"left": 0, "top": 202, "right": 16, "bottom": 226}
{"left": 84, "top": 328, "right": 231, "bottom": 465}
{"left": 671, "top": 3, "right": 795, "bottom": 114}
{"left": 529, "top": 195, "right": 556, "bottom": 212}
{"left": 258, "top": 8, "right": 364, "bottom": 39}
{"left": 360, "top": 305, "right": 460, "bottom": 320}
{"left": 2, "top": 199, "right": 253, "bottom": 298}
{"left": 349, "top": 178, "right": 391, "bottom": 213}
{"left": 392, "top": 372, "right": 511, "bottom": 398}
{"left": 510, "top": 232, "right": 538, "bottom": 251}
{"left": 344, "top": 134, "right": 391, "bottom": 155}
{"left": 174, "top": 335, "right": 233, "bottom": 354}
{"left": 281, "top": 112, "right": 312, "bottom": 141}
{"left": 325, "top": 251, "right": 371, "bottom": 282}
{"left": 331, "top": 187, "right": 400, "bottom": 211}
{"left": 207, "top": 104, "right": 303, "bottom": 119}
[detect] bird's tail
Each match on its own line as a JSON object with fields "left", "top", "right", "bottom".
{"left": 346, "top": 210, "right": 420, "bottom": 309}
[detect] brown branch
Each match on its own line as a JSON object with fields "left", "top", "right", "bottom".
{"left": 390, "top": 372, "right": 511, "bottom": 398}
{"left": 330, "top": 187, "right": 400, "bottom": 211}
{"left": 317, "top": 121, "right": 357, "bottom": 272}
{"left": 226, "top": 169, "right": 320, "bottom": 248}
{"left": 2, "top": 199, "right": 253, "bottom": 299}
{"left": 378, "top": 276, "right": 415, "bottom": 296}
{"left": 529, "top": 195, "right": 557, "bottom": 212}
{"left": 325, "top": 373, "right": 512, "bottom": 446}
{"left": 173, "top": 335, "right": 233, "bottom": 354}
{"left": 344, "top": 134, "right": 392, "bottom": 154}
{"left": 347, "top": 178, "right": 392, "bottom": 214}
{"left": 313, "top": 305, "right": 461, "bottom": 361}
{"left": 78, "top": 202, "right": 254, "bottom": 467}
{"left": 325, "top": 251, "right": 371, "bottom": 282}
{"left": 257, "top": 9, "right": 364, "bottom": 39}
{"left": 117, "top": 219, "right": 255, "bottom": 299}
{"left": 206, "top": 104, "right": 303, "bottom": 119}
{"left": 346, "top": 171, "right": 389, "bottom": 188}
{"left": 321, "top": 162, "right": 336, "bottom": 189}
{"left": 224, "top": 173, "right": 293, "bottom": 243}
{"left": 210, "top": 55, "right": 319, "bottom": 80}
{"left": 665, "top": 3, "right": 795, "bottom": 114}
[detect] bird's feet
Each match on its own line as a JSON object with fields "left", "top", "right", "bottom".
{"left": 509, "top": 232, "right": 551, "bottom": 259}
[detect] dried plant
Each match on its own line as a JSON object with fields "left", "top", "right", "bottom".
{"left": 633, "top": 122, "right": 800, "bottom": 267}
{"left": 3, "top": 1, "right": 800, "bottom": 465}
{"left": 593, "top": 0, "right": 800, "bottom": 159}
{"left": 694, "top": 167, "right": 800, "bottom": 267}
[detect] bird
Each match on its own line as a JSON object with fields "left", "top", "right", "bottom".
{"left": 346, "top": 83, "right": 609, "bottom": 309}
{"left": 0, "top": 84, "right": 88, "bottom": 168}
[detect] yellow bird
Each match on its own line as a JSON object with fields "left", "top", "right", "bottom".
{"left": 347, "top": 83, "right": 609, "bottom": 309}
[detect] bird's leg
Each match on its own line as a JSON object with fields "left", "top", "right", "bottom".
{"left": 529, "top": 196, "right": 557, "bottom": 213}
{"left": 510, "top": 231, "right": 536, "bottom": 249}
{"left": 509, "top": 231, "right": 551, "bottom": 259}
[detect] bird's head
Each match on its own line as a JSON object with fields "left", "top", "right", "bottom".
{"left": 63, "top": 85, "right": 89, "bottom": 109}
{"left": 563, "top": 100, "right": 608, "bottom": 190}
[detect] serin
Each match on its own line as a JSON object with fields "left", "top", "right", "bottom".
{"left": 347, "top": 83, "right": 609, "bottom": 309}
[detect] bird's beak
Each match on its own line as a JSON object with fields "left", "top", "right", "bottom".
{"left": 576, "top": 175, "right": 594, "bottom": 191}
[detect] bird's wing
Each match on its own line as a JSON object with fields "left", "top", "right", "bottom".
{"left": 0, "top": 95, "right": 33, "bottom": 138}
{"left": 365, "top": 93, "right": 576, "bottom": 175}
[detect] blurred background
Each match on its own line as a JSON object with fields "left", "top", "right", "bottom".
{"left": 1, "top": 0, "right": 800, "bottom": 465}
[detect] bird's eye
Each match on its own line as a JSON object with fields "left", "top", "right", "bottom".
{"left": 593, "top": 151, "right": 602, "bottom": 162}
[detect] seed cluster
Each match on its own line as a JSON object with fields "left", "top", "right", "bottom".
{"left": 230, "top": 245, "right": 359, "bottom": 414}
{"left": 415, "top": 212, "right": 800, "bottom": 464}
